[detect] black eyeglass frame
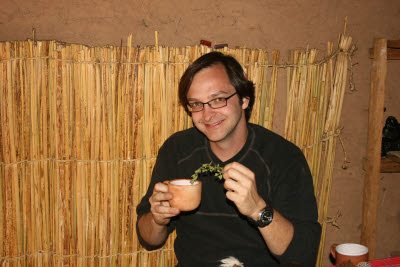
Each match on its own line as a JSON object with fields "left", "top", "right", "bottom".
{"left": 187, "top": 92, "right": 238, "bottom": 113}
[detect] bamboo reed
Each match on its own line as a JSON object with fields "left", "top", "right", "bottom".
{"left": 0, "top": 33, "right": 352, "bottom": 266}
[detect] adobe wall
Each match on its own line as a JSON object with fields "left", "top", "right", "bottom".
{"left": 1, "top": 0, "right": 399, "bottom": 264}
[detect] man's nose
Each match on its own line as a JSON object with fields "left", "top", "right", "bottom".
{"left": 202, "top": 104, "right": 215, "bottom": 121}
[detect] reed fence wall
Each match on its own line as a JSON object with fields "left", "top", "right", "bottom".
{"left": 0, "top": 33, "right": 354, "bottom": 266}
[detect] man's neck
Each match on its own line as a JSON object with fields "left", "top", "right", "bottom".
{"left": 210, "top": 124, "right": 248, "bottom": 162}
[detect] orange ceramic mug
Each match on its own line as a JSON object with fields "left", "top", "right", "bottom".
{"left": 331, "top": 243, "right": 369, "bottom": 266}
{"left": 163, "top": 179, "right": 202, "bottom": 211}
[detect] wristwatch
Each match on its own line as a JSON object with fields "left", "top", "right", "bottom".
{"left": 248, "top": 206, "right": 274, "bottom": 228}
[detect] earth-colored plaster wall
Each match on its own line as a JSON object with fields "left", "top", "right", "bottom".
{"left": 1, "top": 0, "right": 399, "bottom": 265}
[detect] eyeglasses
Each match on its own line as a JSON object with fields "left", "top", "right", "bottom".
{"left": 187, "top": 92, "right": 238, "bottom": 113}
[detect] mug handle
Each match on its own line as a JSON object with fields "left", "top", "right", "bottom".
{"left": 330, "top": 244, "right": 338, "bottom": 259}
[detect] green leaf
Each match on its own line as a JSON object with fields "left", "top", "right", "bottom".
{"left": 191, "top": 161, "right": 223, "bottom": 182}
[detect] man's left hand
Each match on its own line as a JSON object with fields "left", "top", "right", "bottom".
{"left": 223, "top": 162, "right": 266, "bottom": 220}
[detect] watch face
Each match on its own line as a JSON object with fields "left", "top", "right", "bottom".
{"left": 261, "top": 209, "right": 273, "bottom": 223}
{"left": 259, "top": 207, "right": 273, "bottom": 227}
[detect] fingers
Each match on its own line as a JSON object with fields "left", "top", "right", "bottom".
{"left": 223, "top": 163, "right": 254, "bottom": 204}
{"left": 224, "top": 177, "right": 251, "bottom": 202}
{"left": 151, "top": 205, "right": 180, "bottom": 226}
{"left": 223, "top": 162, "right": 254, "bottom": 181}
{"left": 225, "top": 189, "right": 239, "bottom": 202}
{"left": 152, "top": 182, "right": 173, "bottom": 202}
{"left": 222, "top": 162, "right": 263, "bottom": 218}
{"left": 223, "top": 162, "right": 255, "bottom": 192}
{"left": 151, "top": 203, "right": 180, "bottom": 217}
{"left": 224, "top": 175, "right": 243, "bottom": 193}
{"left": 149, "top": 182, "right": 180, "bottom": 225}
{"left": 152, "top": 191, "right": 173, "bottom": 202}
{"left": 154, "top": 182, "right": 169, "bottom": 193}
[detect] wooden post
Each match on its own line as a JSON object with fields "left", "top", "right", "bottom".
{"left": 361, "top": 39, "right": 387, "bottom": 259}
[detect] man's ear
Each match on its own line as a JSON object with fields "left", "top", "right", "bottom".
{"left": 242, "top": 97, "right": 250, "bottom": 110}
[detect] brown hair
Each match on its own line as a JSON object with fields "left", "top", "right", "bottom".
{"left": 178, "top": 52, "right": 255, "bottom": 121}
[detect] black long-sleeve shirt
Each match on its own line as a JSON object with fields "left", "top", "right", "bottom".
{"left": 137, "top": 123, "right": 321, "bottom": 266}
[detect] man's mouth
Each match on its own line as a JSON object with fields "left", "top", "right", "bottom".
{"left": 205, "top": 120, "right": 223, "bottom": 128}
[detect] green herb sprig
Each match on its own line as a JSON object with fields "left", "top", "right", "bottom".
{"left": 190, "top": 162, "right": 223, "bottom": 184}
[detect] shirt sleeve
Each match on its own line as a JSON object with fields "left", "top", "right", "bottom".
{"left": 136, "top": 138, "right": 178, "bottom": 250}
{"left": 270, "top": 148, "right": 322, "bottom": 266}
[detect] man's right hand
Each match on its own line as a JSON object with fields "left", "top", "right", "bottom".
{"left": 149, "top": 182, "right": 180, "bottom": 226}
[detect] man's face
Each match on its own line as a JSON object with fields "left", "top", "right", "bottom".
{"left": 186, "top": 64, "right": 249, "bottom": 145}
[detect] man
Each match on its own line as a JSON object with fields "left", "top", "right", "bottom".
{"left": 136, "top": 52, "right": 321, "bottom": 266}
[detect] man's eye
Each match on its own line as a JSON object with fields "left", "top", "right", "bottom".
{"left": 212, "top": 98, "right": 225, "bottom": 103}
{"left": 190, "top": 102, "right": 201, "bottom": 107}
